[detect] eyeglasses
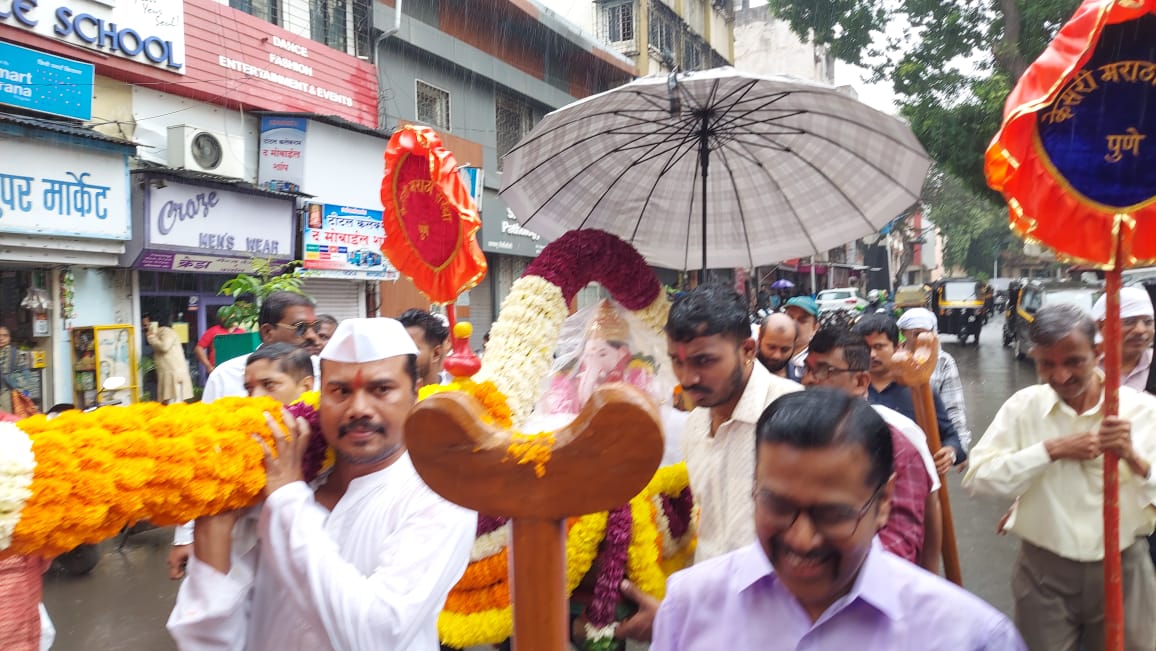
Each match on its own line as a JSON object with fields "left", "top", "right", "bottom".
{"left": 753, "top": 483, "right": 885, "bottom": 541}
{"left": 800, "top": 363, "right": 858, "bottom": 382}
{"left": 274, "top": 320, "right": 322, "bottom": 337}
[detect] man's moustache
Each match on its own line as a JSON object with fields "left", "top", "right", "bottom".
{"left": 338, "top": 419, "right": 387, "bottom": 438}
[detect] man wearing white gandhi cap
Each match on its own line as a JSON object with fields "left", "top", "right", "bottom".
{"left": 896, "top": 308, "right": 972, "bottom": 452}
{"left": 1092, "top": 286, "right": 1155, "bottom": 394}
{"left": 169, "top": 318, "right": 476, "bottom": 651}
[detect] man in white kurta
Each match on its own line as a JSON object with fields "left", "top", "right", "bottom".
{"left": 168, "top": 318, "right": 476, "bottom": 650}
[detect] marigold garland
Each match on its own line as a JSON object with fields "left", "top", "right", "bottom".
{"left": 2, "top": 397, "right": 293, "bottom": 557}
{"left": 505, "top": 431, "right": 555, "bottom": 478}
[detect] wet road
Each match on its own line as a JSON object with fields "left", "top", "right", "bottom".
{"left": 40, "top": 315, "right": 1036, "bottom": 648}
{"left": 940, "top": 313, "right": 1040, "bottom": 617}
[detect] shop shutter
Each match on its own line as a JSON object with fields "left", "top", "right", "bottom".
{"left": 464, "top": 275, "right": 492, "bottom": 352}
{"left": 300, "top": 279, "right": 366, "bottom": 323}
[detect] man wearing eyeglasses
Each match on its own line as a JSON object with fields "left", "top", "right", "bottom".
{"left": 650, "top": 389, "right": 1024, "bottom": 650}
{"left": 200, "top": 292, "right": 319, "bottom": 404}
{"left": 800, "top": 328, "right": 943, "bottom": 573}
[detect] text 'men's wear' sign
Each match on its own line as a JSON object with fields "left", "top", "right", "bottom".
{"left": 0, "top": 40, "right": 93, "bottom": 119}
{"left": 143, "top": 180, "right": 295, "bottom": 264}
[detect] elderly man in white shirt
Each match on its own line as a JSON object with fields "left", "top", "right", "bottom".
{"left": 964, "top": 303, "right": 1156, "bottom": 651}
{"left": 1092, "top": 286, "right": 1154, "bottom": 393}
{"left": 168, "top": 318, "right": 477, "bottom": 650}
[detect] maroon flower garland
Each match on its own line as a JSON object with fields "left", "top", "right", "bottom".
{"left": 286, "top": 400, "right": 327, "bottom": 482}
{"left": 660, "top": 488, "right": 694, "bottom": 540}
{"left": 523, "top": 230, "right": 660, "bottom": 311}
{"left": 585, "top": 504, "right": 633, "bottom": 634}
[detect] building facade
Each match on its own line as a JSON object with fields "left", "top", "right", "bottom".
{"left": 1, "top": 0, "right": 390, "bottom": 403}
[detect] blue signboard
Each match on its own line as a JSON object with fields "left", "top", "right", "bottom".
{"left": 0, "top": 40, "right": 93, "bottom": 120}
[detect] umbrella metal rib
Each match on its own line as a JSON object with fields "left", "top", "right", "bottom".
{"left": 714, "top": 142, "right": 758, "bottom": 271}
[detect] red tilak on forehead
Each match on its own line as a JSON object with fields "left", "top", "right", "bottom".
{"left": 352, "top": 368, "right": 365, "bottom": 390}
{"left": 675, "top": 343, "right": 689, "bottom": 362}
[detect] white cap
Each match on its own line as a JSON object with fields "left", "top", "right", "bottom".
{"left": 896, "top": 307, "right": 937, "bottom": 333}
{"left": 319, "top": 317, "right": 418, "bottom": 363}
{"left": 1092, "top": 287, "right": 1154, "bottom": 321}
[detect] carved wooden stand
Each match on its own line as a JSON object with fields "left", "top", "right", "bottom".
{"left": 406, "top": 384, "right": 663, "bottom": 651}
{"left": 891, "top": 332, "right": 963, "bottom": 585}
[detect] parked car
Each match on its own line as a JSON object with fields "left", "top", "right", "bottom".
{"left": 816, "top": 287, "right": 868, "bottom": 312}
{"left": 1007, "top": 280, "right": 1101, "bottom": 360}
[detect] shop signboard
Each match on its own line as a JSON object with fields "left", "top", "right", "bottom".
{"left": 0, "top": 40, "right": 93, "bottom": 120}
{"left": 0, "top": 139, "right": 130, "bottom": 239}
{"left": 302, "top": 203, "right": 395, "bottom": 280}
{"left": 140, "top": 179, "right": 294, "bottom": 266}
{"left": 180, "top": 0, "right": 377, "bottom": 127}
{"left": 480, "top": 191, "right": 548, "bottom": 257}
{"left": 0, "top": 0, "right": 185, "bottom": 73}
{"left": 258, "top": 116, "right": 307, "bottom": 189}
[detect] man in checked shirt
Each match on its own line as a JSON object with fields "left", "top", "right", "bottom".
{"left": 800, "top": 327, "right": 943, "bottom": 571}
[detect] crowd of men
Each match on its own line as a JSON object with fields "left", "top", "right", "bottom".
{"left": 154, "top": 282, "right": 1155, "bottom": 651}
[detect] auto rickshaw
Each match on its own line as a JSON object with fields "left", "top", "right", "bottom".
{"left": 931, "top": 277, "right": 987, "bottom": 345}
{"left": 894, "top": 284, "right": 931, "bottom": 314}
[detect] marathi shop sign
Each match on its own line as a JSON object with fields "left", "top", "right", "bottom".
{"left": 301, "top": 203, "right": 396, "bottom": 280}
{"left": 0, "top": 138, "right": 129, "bottom": 239}
{"left": 0, "top": 0, "right": 185, "bottom": 73}
{"left": 143, "top": 180, "right": 294, "bottom": 265}
{"left": 0, "top": 40, "right": 93, "bottom": 120}
{"left": 258, "top": 115, "right": 306, "bottom": 190}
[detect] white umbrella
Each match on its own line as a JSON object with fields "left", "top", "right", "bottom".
{"left": 499, "top": 67, "right": 930, "bottom": 270}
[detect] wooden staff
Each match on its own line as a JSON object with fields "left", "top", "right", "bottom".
{"left": 1102, "top": 254, "right": 1124, "bottom": 651}
{"left": 406, "top": 384, "right": 663, "bottom": 651}
{"left": 892, "top": 332, "right": 963, "bottom": 585}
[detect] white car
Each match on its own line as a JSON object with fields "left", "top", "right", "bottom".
{"left": 816, "top": 288, "right": 868, "bottom": 312}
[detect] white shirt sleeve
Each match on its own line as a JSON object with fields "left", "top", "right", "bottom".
{"left": 962, "top": 398, "right": 1053, "bottom": 498}
{"left": 167, "top": 512, "right": 261, "bottom": 650}
{"left": 258, "top": 481, "right": 475, "bottom": 650}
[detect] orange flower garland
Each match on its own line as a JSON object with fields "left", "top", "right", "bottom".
{"left": 4, "top": 397, "right": 290, "bottom": 557}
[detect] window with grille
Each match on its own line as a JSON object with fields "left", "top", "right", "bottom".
{"left": 416, "top": 81, "right": 451, "bottom": 131}
{"left": 496, "top": 90, "right": 536, "bottom": 172}
{"left": 311, "top": 0, "right": 348, "bottom": 52}
{"left": 649, "top": 3, "right": 680, "bottom": 62}
{"left": 598, "top": 0, "right": 636, "bottom": 48}
{"left": 230, "top": 0, "right": 279, "bottom": 24}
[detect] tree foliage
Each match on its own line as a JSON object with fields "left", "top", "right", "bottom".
{"left": 767, "top": 0, "right": 1080, "bottom": 274}
{"left": 216, "top": 258, "right": 307, "bottom": 329}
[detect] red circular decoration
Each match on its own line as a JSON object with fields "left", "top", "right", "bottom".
{"left": 381, "top": 126, "right": 487, "bottom": 303}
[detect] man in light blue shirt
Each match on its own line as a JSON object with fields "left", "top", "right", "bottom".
{"left": 651, "top": 388, "right": 1024, "bottom": 651}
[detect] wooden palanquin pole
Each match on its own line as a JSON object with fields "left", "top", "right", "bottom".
{"left": 892, "top": 333, "right": 963, "bottom": 585}
{"left": 406, "top": 384, "right": 663, "bottom": 651}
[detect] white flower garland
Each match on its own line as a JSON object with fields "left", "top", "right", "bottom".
{"left": 0, "top": 423, "right": 36, "bottom": 551}
{"left": 470, "top": 522, "right": 510, "bottom": 562}
{"left": 475, "top": 275, "right": 570, "bottom": 426}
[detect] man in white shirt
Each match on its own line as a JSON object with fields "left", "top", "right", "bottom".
{"left": 1092, "top": 286, "right": 1154, "bottom": 393}
{"left": 964, "top": 303, "right": 1156, "bottom": 651}
{"left": 168, "top": 317, "right": 476, "bottom": 650}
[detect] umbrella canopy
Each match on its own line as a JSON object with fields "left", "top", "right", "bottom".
{"left": 770, "top": 278, "right": 795, "bottom": 289}
{"left": 500, "top": 67, "right": 931, "bottom": 270}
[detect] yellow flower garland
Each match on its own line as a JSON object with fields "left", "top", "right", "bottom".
{"left": 5, "top": 397, "right": 290, "bottom": 557}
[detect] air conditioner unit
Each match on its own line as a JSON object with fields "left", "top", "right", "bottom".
{"left": 167, "top": 125, "right": 246, "bottom": 178}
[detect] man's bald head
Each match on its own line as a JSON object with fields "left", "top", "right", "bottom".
{"left": 758, "top": 313, "right": 799, "bottom": 375}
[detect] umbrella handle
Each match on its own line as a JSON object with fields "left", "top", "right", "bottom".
{"left": 1102, "top": 265, "right": 1124, "bottom": 651}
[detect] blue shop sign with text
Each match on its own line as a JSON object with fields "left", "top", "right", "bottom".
{"left": 0, "top": 40, "right": 93, "bottom": 120}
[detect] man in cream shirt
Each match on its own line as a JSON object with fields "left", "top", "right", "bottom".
{"left": 964, "top": 303, "right": 1156, "bottom": 651}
